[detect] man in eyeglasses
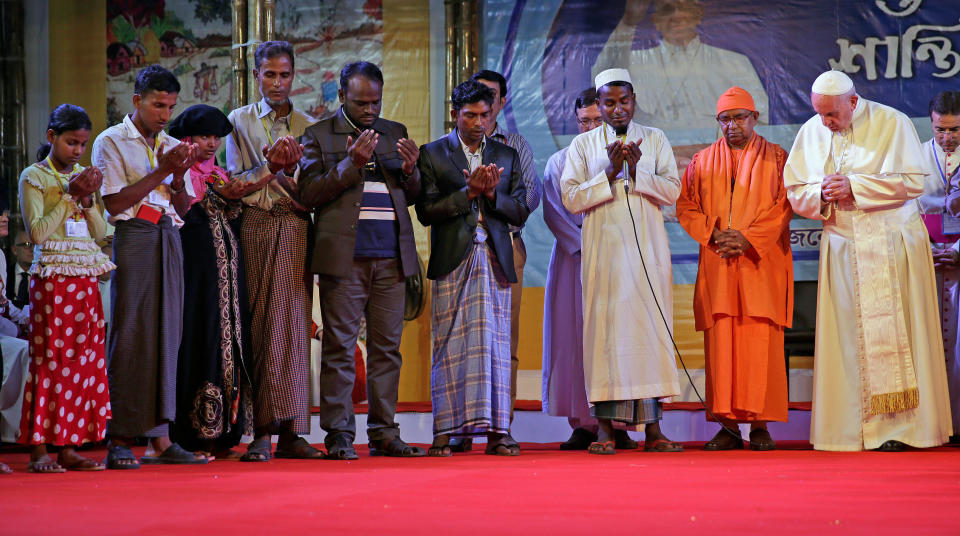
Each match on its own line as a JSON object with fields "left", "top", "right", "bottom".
{"left": 676, "top": 87, "right": 792, "bottom": 451}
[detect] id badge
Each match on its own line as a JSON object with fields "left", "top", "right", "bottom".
{"left": 64, "top": 219, "right": 90, "bottom": 238}
{"left": 148, "top": 189, "right": 170, "bottom": 208}
{"left": 943, "top": 213, "right": 960, "bottom": 235}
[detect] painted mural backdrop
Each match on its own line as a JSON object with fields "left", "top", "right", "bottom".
{"left": 105, "top": 0, "right": 383, "bottom": 125}
{"left": 484, "top": 0, "right": 958, "bottom": 286}
{"left": 106, "top": 0, "right": 233, "bottom": 125}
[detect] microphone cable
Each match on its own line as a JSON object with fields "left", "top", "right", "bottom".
{"left": 620, "top": 163, "right": 750, "bottom": 446}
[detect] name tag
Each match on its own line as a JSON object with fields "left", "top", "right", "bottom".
{"left": 943, "top": 213, "right": 960, "bottom": 235}
{"left": 148, "top": 189, "right": 170, "bottom": 208}
{"left": 64, "top": 220, "right": 90, "bottom": 238}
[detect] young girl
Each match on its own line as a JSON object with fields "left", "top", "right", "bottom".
{"left": 168, "top": 104, "right": 268, "bottom": 460}
{"left": 17, "top": 104, "right": 115, "bottom": 472}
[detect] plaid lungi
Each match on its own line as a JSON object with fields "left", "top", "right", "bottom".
{"left": 591, "top": 398, "right": 662, "bottom": 425}
{"left": 241, "top": 201, "right": 312, "bottom": 434}
{"left": 431, "top": 226, "right": 511, "bottom": 437}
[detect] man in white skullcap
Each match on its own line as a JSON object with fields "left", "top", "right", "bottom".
{"left": 784, "top": 70, "right": 952, "bottom": 451}
{"left": 560, "top": 68, "right": 683, "bottom": 454}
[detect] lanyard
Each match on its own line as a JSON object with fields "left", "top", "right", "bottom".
{"left": 145, "top": 134, "right": 162, "bottom": 169}
{"left": 43, "top": 157, "right": 84, "bottom": 220}
{"left": 259, "top": 102, "right": 287, "bottom": 146}
{"left": 44, "top": 155, "right": 79, "bottom": 192}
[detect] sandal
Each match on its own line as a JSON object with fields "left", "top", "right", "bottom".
{"left": 140, "top": 443, "right": 209, "bottom": 465}
{"left": 240, "top": 437, "right": 272, "bottom": 462}
{"left": 60, "top": 456, "right": 106, "bottom": 472}
{"left": 587, "top": 441, "right": 616, "bottom": 455}
{"left": 484, "top": 434, "right": 520, "bottom": 456}
{"left": 105, "top": 444, "right": 140, "bottom": 470}
{"left": 0, "top": 462, "right": 11, "bottom": 475}
{"left": 325, "top": 433, "right": 359, "bottom": 460}
{"left": 704, "top": 428, "right": 744, "bottom": 451}
{"left": 274, "top": 437, "right": 325, "bottom": 459}
{"left": 27, "top": 455, "right": 66, "bottom": 473}
{"left": 369, "top": 437, "right": 426, "bottom": 457}
{"left": 643, "top": 438, "right": 684, "bottom": 452}
{"left": 748, "top": 428, "right": 776, "bottom": 451}
{"left": 876, "top": 440, "right": 907, "bottom": 452}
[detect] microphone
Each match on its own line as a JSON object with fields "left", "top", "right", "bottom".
{"left": 623, "top": 159, "right": 630, "bottom": 194}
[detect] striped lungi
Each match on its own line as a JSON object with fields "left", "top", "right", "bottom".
{"left": 107, "top": 216, "right": 183, "bottom": 437}
{"left": 241, "top": 200, "right": 312, "bottom": 434}
{"left": 431, "top": 226, "right": 511, "bottom": 437}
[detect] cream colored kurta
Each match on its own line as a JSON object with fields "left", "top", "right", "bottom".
{"left": 918, "top": 137, "right": 960, "bottom": 435}
{"left": 785, "top": 98, "right": 952, "bottom": 451}
{"left": 560, "top": 121, "right": 681, "bottom": 404}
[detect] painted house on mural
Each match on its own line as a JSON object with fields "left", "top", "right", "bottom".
{"left": 160, "top": 31, "right": 197, "bottom": 57}
{"left": 107, "top": 42, "right": 133, "bottom": 76}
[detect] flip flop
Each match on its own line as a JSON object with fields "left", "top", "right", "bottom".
{"left": 105, "top": 444, "right": 140, "bottom": 470}
{"left": 274, "top": 437, "right": 326, "bottom": 459}
{"left": 240, "top": 437, "right": 272, "bottom": 462}
{"left": 60, "top": 457, "right": 106, "bottom": 471}
{"left": 213, "top": 448, "right": 245, "bottom": 461}
{"left": 587, "top": 441, "right": 616, "bottom": 455}
{"left": 369, "top": 437, "right": 426, "bottom": 457}
{"left": 140, "top": 443, "right": 209, "bottom": 465}
{"left": 0, "top": 462, "right": 12, "bottom": 475}
{"left": 643, "top": 438, "right": 684, "bottom": 452}
{"left": 27, "top": 457, "right": 66, "bottom": 473}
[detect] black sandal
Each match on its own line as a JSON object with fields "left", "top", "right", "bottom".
{"left": 325, "top": 433, "right": 359, "bottom": 460}
{"left": 369, "top": 437, "right": 426, "bottom": 457}
{"left": 240, "top": 437, "right": 272, "bottom": 462}
{"left": 274, "top": 437, "right": 325, "bottom": 459}
{"left": 105, "top": 444, "right": 140, "bottom": 470}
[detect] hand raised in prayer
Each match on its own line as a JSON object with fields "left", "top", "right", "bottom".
{"left": 932, "top": 247, "right": 959, "bottom": 269}
{"left": 213, "top": 179, "right": 250, "bottom": 200}
{"left": 397, "top": 138, "right": 419, "bottom": 175}
{"left": 463, "top": 166, "right": 489, "bottom": 200}
{"left": 157, "top": 142, "right": 194, "bottom": 176}
{"left": 483, "top": 164, "right": 504, "bottom": 201}
{"left": 347, "top": 129, "right": 379, "bottom": 170}
{"left": 821, "top": 174, "right": 852, "bottom": 203}
{"left": 171, "top": 143, "right": 199, "bottom": 193}
{"left": 605, "top": 140, "right": 626, "bottom": 182}
{"left": 281, "top": 136, "right": 304, "bottom": 175}
{"left": 624, "top": 141, "right": 642, "bottom": 179}
{"left": 68, "top": 166, "right": 103, "bottom": 205}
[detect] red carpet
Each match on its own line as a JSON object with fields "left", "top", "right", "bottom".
{"left": 2, "top": 442, "right": 958, "bottom": 535}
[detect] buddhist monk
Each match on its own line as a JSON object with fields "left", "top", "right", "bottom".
{"left": 677, "top": 87, "right": 793, "bottom": 451}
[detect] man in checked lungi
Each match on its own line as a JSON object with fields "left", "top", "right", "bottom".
{"left": 94, "top": 65, "right": 209, "bottom": 468}
{"left": 415, "top": 80, "right": 530, "bottom": 457}
{"left": 225, "top": 41, "right": 320, "bottom": 461}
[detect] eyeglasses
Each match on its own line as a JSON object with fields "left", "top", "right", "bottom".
{"left": 716, "top": 112, "right": 754, "bottom": 125}
{"left": 577, "top": 118, "right": 604, "bottom": 127}
{"left": 15, "top": 242, "right": 30, "bottom": 248}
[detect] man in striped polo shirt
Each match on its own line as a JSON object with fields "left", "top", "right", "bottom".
{"left": 299, "top": 61, "right": 424, "bottom": 459}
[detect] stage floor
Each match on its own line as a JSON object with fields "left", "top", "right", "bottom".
{"left": 2, "top": 441, "right": 958, "bottom": 535}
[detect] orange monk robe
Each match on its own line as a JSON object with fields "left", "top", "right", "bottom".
{"left": 677, "top": 133, "right": 793, "bottom": 422}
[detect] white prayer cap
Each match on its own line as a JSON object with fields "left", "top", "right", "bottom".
{"left": 811, "top": 70, "right": 855, "bottom": 96}
{"left": 595, "top": 68, "right": 633, "bottom": 90}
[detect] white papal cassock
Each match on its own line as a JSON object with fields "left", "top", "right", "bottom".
{"left": 560, "top": 122, "right": 681, "bottom": 406}
{"left": 785, "top": 97, "right": 952, "bottom": 451}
